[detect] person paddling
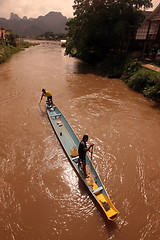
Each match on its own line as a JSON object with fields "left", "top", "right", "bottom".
{"left": 78, "top": 135, "right": 94, "bottom": 178}
{"left": 40, "top": 89, "right": 53, "bottom": 105}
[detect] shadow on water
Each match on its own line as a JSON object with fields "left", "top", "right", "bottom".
{"left": 98, "top": 204, "right": 119, "bottom": 234}
{"left": 73, "top": 61, "right": 106, "bottom": 77}
{"left": 151, "top": 102, "right": 160, "bottom": 110}
{"left": 78, "top": 178, "right": 89, "bottom": 195}
{"left": 93, "top": 196, "right": 120, "bottom": 238}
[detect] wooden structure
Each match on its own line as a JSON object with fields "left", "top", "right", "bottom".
{"left": 135, "top": 4, "right": 160, "bottom": 58}
{"left": 0, "top": 28, "right": 12, "bottom": 40}
{"left": 0, "top": 28, "right": 5, "bottom": 40}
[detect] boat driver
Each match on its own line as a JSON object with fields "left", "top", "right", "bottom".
{"left": 78, "top": 135, "right": 94, "bottom": 178}
{"left": 40, "top": 89, "right": 53, "bottom": 105}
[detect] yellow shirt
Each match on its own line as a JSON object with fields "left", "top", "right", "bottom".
{"left": 43, "top": 91, "right": 52, "bottom": 97}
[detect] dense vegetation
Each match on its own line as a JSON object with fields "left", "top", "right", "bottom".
{"left": 99, "top": 57, "right": 160, "bottom": 101}
{"left": 66, "top": 0, "right": 152, "bottom": 64}
{"left": 65, "top": 0, "right": 160, "bottom": 102}
{"left": 123, "top": 61, "right": 160, "bottom": 101}
{"left": 0, "top": 42, "right": 18, "bottom": 63}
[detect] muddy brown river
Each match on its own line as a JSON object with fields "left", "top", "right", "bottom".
{"left": 0, "top": 41, "right": 160, "bottom": 240}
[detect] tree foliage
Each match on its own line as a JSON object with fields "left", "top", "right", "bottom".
{"left": 66, "top": 0, "right": 153, "bottom": 63}
{"left": 5, "top": 33, "right": 17, "bottom": 47}
{"left": 127, "top": 68, "right": 160, "bottom": 101}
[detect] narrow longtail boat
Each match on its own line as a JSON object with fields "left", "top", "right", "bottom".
{"left": 46, "top": 103, "right": 120, "bottom": 221}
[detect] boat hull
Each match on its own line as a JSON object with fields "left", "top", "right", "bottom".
{"left": 46, "top": 103, "right": 120, "bottom": 220}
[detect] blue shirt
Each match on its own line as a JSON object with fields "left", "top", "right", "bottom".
{"left": 78, "top": 140, "right": 87, "bottom": 160}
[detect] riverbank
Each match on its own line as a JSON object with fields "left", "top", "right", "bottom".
{"left": 98, "top": 56, "right": 160, "bottom": 102}
{"left": 0, "top": 41, "right": 38, "bottom": 64}
{"left": 123, "top": 61, "right": 160, "bottom": 102}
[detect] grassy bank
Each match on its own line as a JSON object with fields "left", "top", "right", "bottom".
{"left": 98, "top": 55, "right": 160, "bottom": 102}
{"left": 123, "top": 61, "right": 160, "bottom": 102}
{"left": 0, "top": 41, "right": 38, "bottom": 64}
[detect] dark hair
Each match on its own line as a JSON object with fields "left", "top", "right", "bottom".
{"left": 82, "top": 135, "right": 88, "bottom": 141}
{"left": 42, "top": 89, "right": 46, "bottom": 92}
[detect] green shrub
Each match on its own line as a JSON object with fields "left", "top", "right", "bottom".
{"left": 127, "top": 68, "right": 148, "bottom": 92}
{"left": 143, "top": 71, "right": 160, "bottom": 101}
{"left": 122, "top": 60, "right": 142, "bottom": 82}
{"left": 0, "top": 43, "right": 19, "bottom": 63}
{"left": 127, "top": 68, "right": 160, "bottom": 101}
{"left": 143, "top": 85, "right": 160, "bottom": 101}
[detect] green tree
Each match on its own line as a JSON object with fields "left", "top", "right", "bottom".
{"left": 5, "top": 33, "right": 17, "bottom": 47}
{"left": 66, "top": 0, "right": 153, "bottom": 63}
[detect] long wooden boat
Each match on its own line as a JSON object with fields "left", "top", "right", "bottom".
{"left": 46, "top": 103, "right": 120, "bottom": 221}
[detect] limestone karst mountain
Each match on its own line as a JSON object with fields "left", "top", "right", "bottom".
{"left": 0, "top": 12, "right": 68, "bottom": 37}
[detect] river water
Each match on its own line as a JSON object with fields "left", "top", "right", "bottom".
{"left": 0, "top": 41, "right": 160, "bottom": 240}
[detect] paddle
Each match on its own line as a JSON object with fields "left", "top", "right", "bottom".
{"left": 39, "top": 99, "right": 42, "bottom": 110}
{"left": 88, "top": 145, "right": 94, "bottom": 180}
{"left": 39, "top": 96, "right": 43, "bottom": 105}
{"left": 39, "top": 95, "right": 45, "bottom": 109}
{"left": 90, "top": 145, "right": 94, "bottom": 161}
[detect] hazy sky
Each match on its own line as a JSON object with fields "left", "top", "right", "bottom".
{"left": 0, "top": 0, "right": 159, "bottom": 19}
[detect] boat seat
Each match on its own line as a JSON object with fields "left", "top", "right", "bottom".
{"left": 72, "top": 156, "right": 79, "bottom": 163}
{"left": 51, "top": 114, "right": 61, "bottom": 119}
{"left": 101, "top": 201, "right": 110, "bottom": 211}
{"left": 92, "top": 186, "right": 103, "bottom": 195}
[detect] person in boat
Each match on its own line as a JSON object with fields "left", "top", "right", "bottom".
{"left": 78, "top": 135, "right": 94, "bottom": 178}
{"left": 40, "top": 89, "right": 53, "bottom": 105}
